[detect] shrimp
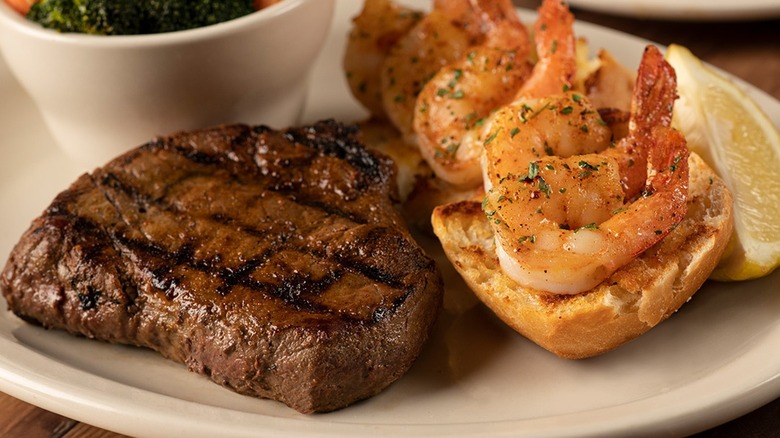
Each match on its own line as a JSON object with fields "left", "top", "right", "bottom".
{"left": 380, "top": 9, "right": 471, "bottom": 142}
{"left": 481, "top": 92, "right": 614, "bottom": 193}
{"left": 482, "top": 45, "right": 689, "bottom": 294}
{"left": 602, "top": 46, "right": 679, "bottom": 199}
{"left": 483, "top": 44, "right": 677, "bottom": 200}
{"left": 581, "top": 49, "right": 636, "bottom": 115}
{"left": 343, "top": 0, "right": 424, "bottom": 119}
{"left": 413, "top": 0, "right": 573, "bottom": 189}
{"left": 381, "top": 0, "right": 528, "bottom": 144}
{"left": 431, "top": 0, "right": 526, "bottom": 43}
{"left": 516, "top": 0, "right": 577, "bottom": 100}
{"left": 412, "top": 1, "right": 531, "bottom": 189}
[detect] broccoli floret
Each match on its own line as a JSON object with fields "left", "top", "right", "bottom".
{"left": 27, "top": 0, "right": 254, "bottom": 35}
{"left": 27, "top": 0, "right": 145, "bottom": 35}
{"left": 148, "top": 0, "right": 254, "bottom": 34}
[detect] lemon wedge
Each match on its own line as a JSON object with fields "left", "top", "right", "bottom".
{"left": 666, "top": 44, "right": 780, "bottom": 281}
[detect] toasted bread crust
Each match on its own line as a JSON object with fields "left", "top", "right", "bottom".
{"left": 432, "top": 153, "right": 733, "bottom": 358}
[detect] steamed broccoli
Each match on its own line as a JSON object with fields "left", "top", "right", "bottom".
{"left": 148, "top": 0, "right": 255, "bottom": 33}
{"left": 27, "top": 0, "right": 145, "bottom": 35}
{"left": 27, "top": 0, "right": 254, "bottom": 35}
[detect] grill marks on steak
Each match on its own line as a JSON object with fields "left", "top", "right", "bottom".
{"left": 75, "top": 122, "right": 413, "bottom": 319}
{"left": 1, "top": 120, "right": 443, "bottom": 413}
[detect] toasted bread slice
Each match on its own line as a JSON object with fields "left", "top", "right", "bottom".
{"left": 432, "top": 153, "right": 733, "bottom": 359}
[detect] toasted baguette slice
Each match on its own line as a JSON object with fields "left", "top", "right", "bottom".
{"left": 432, "top": 153, "right": 733, "bottom": 359}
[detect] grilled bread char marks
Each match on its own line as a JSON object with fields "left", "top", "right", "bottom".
{"left": 1, "top": 120, "right": 444, "bottom": 414}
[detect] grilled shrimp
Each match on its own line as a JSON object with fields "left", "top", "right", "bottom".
{"left": 482, "top": 46, "right": 689, "bottom": 294}
{"left": 381, "top": 0, "right": 529, "bottom": 144}
{"left": 516, "top": 0, "right": 577, "bottom": 100}
{"left": 412, "top": 0, "right": 531, "bottom": 189}
{"left": 481, "top": 92, "right": 613, "bottom": 193}
{"left": 413, "top": 0, "right": 573, "bottom": 189}
{"left": 343, "top": 0, "right": 424, "bottom": 119}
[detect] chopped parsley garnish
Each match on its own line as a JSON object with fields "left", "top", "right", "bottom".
{"left": 445, "top": 141, "right": 461, "bottom": 157}
{"left": 519, "top": 103, "right": 534, "bottom": 123}
{"left": 529, "top": 102, "right": 552, "bottom": 121}
{"left": 574, "top": 223, "right": 599, "bottom": 233}
{"left": 483, "top": 128, "right": 502, "bottom": 145}
{"left": 448, "top": 69, "right": 463, "bottom": 88}
{"left": 538, "top": 178, "right": 551, "bottom": 198}
{"left": 528, "top": 162, "right": 540, "bottom": 179}
{"left": 578, "top": 160, "right": 600, "bottom": 170}
{"left": 578, "top": 170, "right": 593, "bottom": 178}
{"left": 518, "top": 235, "right": 537, "bottom": 244}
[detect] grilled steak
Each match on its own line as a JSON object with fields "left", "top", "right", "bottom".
{"left": 0, "top": 120, "right": 443, "bottom": 414}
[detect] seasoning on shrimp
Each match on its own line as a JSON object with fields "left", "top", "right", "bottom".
{"left": 343, "top": 0, "right": 424, "bottom": 120}
{"left": 412, "top": 0, "right": 532, "bottom": 189}
{"left": 483, "top": 45, "right": 689, "bottom": 294}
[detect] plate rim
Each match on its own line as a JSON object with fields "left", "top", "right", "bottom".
{"left": 567, "top": 0, "right": 780, "bottom": 21}
{"left": 0, "top": 1, "right": 778, "bottom": 437}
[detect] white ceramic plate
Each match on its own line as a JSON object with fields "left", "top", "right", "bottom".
{"left": 1, "top": 1, "right": 779, "bottom": 437}
{"left": 567, "top": 0, "right": 780, "bottom": 21}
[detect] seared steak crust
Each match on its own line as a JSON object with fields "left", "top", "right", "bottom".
{"left": 1, "top": 120, "right": 443, "bottom": 413}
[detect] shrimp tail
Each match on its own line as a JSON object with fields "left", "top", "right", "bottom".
{"left": 630, "top": 45, "right": 678, "bottom": 133}
{"left": 518, "top": 0, "right": 576, "bottom": 99}
{"left": 645, "top": 126, "right": 689, "bottom": 228}
{"left": 603, "top": 126, "right": 689, "bottom": 265}
{"left": 611, "top": 45, "right": 680, "bottom": 200}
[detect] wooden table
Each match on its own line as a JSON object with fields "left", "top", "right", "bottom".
{"left": 1, "top": 2, "right": 778, "bottom": 437}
